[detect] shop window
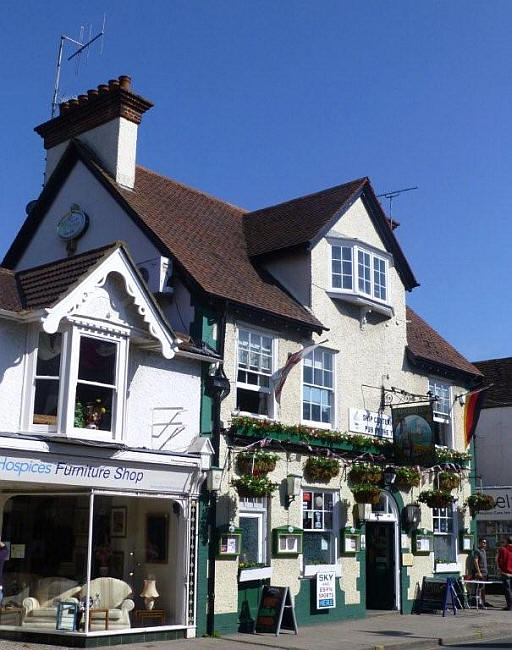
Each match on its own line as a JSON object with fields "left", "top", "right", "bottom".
{"left": 302, "top": 348, "right": 334, "bottom": 426}
{"left": 433, "top": 506, "right": 456, "bottom": 566}
{"left": 239, "top": 497, "right": 268, "bottom": 565}
{"left": 302, "top": 490, "right": 336, "bottom": 565}
{"left": 330, "top": 240, "right": 390, "bottom": 305}
{"left": 236, "top": 328, "right": 273, "bottom": 416}
{"left": 33, "top": 332, "right": 62, "bottom": 427}
{"left": 429, "top": 379, "right": 452, "bottom": 447}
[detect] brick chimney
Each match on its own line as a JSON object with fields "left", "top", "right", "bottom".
{"left": 34, "top": 76, "right": 153, "bottom": 189}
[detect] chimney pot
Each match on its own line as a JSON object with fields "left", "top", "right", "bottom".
{"left": 108, "top": 79, "right": 120, "bottom": 90}
{"left": 119, "top": 75, "right": 132, "bottom": 91}
{"left": 98, "top": 84, "right": 109, "bottom": 94}
{"left": 87, "top": 89, "right": 99, "bottom": 99}
{"left": 68, "top": 98, "right": 79, "bottom": 109}
{"left": 59, "top": 102, "right": 70, "bottom": 115}
{"left": 78, "top": 94, "right": 88, "bottom": 105}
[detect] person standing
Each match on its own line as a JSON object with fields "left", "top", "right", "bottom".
{"left": 497, "top": 536, "right": 512, "bottom": 611}
{"left": 0, "top": 541, "right": 9, "bottom": 606}
{"left": 473, "top": 538, "right": 492, "bottom": 607}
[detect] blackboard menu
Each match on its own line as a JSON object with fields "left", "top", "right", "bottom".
{"left": 254, "top": 586, "right": 297, "bottom": 635}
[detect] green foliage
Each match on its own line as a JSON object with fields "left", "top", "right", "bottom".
{"left": 437, "top": 471, "right": 461, "bottom": 490}
{"left": 231, "top": 474, "right": 278, "bottom": 497}
{"left": 348, "top": 462, "right": 382, "bottom": 484}
{"left": 351, "top": 483, "right": 381, "bottom": 504}
{"left": 435, "top": 448, "right": 471, "bottom": 464}
{"left": 237, "top": 451, "right": 278, "bottom": 475}
{"left": 394, "top": 466, "right": 421, "bottom": 488}
{"left": 74, "top": 401, "right": 85, "bottom": 428}
{"left": 465, "top": 492, "right": 496, "bottom": 517}
{"left": 304, "top": 456, "right": 340, "bottom": 481}
{"left": 418, "top": 489, "right": 454, "bottom": 508}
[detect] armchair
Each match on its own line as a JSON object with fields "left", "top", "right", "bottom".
{"left": 78, "top": 577, "right": 134, "bottom": 630}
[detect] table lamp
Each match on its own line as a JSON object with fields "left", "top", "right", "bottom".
{"left": 140, "top": 578, "right": 159, "bottom": 610}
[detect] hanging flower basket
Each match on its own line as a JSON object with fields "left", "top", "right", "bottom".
{"left": 304, "top": 457, "right": 340, "bottom": 482}
{"left": 351, "top": 483, "right": 381, "bottom": 505}
{"left": 465, "top": 493, "right": 496, "bottom": 518}
{"left": 437, "top": 471, "right": 461, "bottom": 491}
{"left": 237, "top": 451, "right": 278, "bottom": 476}
{"left": 348, "top": 462, "right": 383, "bottom": 485}
{"left": 394, "top": 466, "right": 421, "bottom": 490}
{"left": 418, "top": 489, "right": 454, "bottom": 509}
{"left": 231, "top": 475, "right": 278, "bottom": 497}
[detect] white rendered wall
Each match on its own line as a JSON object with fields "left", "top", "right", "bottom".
{"left": 16, "top": 162, "right": 162, "bottom": 271}
{"left": 474, "top": 406, "right": 512, "bottom": 487}
{"left": 45, "top": 117, "right": 138, "bottom": 189}
{"left": 0, "top": 320, "right": 27, "bottom": 433}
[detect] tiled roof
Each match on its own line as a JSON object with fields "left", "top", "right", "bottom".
{"left": 0, "top": 268, "right": 21, "bottom": 311}
{"left": 244, "top": 178, "right": 367, "bottom": 257}
{"left": 473, "top": 357, "right": 512, "bottom": 408}
{"left": 406, "top": 306, "right": 482, "bottom": 379}
{"left": 86, "top": 153, "right": 324, "bottom": 332}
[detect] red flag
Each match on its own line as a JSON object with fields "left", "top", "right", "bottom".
{"left": 463, "top": 387, "right": 488, "bottom": 447}
{"left": 272, "top": 341, "right": 326, "bottom": 404}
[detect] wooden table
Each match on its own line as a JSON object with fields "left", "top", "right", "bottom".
{"left": 0, "top": 606, "right": 22, "bottom": 626}
{"left": 134, "top": 609, "right": 166, "bottom": 627}
{"left": 85, "top": 608, "right": 110, "bottom": 630}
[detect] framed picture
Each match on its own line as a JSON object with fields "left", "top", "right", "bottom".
{"left": 146, "top": 513, "right": 169, "bottom": 563}
{"left": 110, "top": 506, "right": 127, "bottom": 538}
{"left": 110, "top": 551, "right": 124, "bottom": 579}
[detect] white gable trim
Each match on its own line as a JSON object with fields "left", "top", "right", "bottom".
{"left": 42, "top": 247, "right": 178, "bottom": 359}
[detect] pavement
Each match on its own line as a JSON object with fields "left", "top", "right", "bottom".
{"left": 0, "top": 597, "right": 512, "bottom": 650}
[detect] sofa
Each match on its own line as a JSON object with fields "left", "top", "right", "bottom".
{"left": 22, "top": 577, "right": 80, "bottom": 628}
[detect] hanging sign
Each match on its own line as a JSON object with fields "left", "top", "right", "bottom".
{"left": 349, "top": 408, "right": 392, "bottom": 438}
{"left": 316, "top": 571, "right": 336, "bottom": 609}
{"left": 392, "top": 403, "right": 435, "bottom": 466}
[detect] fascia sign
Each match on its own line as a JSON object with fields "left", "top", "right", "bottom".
{"left": 349, "top": 408, "right": 392, "bottom": 438}
{"left": 476, "top": 488, "right": 512, "bottom": 520}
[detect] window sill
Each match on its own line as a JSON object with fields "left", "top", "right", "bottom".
{"left": 434, "top": 563, "right": 459, "bottom": 573}
{"left": 326, "top": 290, "right": 394, "bottom": 318}
{"left": 238, "top": 566, "right": 272, "bottom": 582}
{"left": 301, "top": 420, "right": 332, "bottom": 431}
{"left": 302, "top": 563, "right": 341, "bottom": 578}
{"left": 232, "top": 411, "right": 274, "bottom": 421}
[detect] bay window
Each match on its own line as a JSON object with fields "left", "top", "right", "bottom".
{"left": 236, "top": 328, "right": 274, "bottom": 416}
{"left": 302, "top": 490, "right": 336, "bottom": 565}
{"left": 330, "top": 240, "right": 390, "bottom": 306}
{"left": 302, "top": 348, "right": 334, "bottom": 426}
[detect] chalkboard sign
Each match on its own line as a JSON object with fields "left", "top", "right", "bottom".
{"left": 254, "top": 586, "right": 297, "bottom": 636}
{"left": 419, "top": 577, "right": 457, "bottom": 616}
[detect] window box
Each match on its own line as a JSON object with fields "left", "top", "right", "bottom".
{"left": 434, "top": 562, "right": 459, "bottom": 573}
{"left": 303, "top": 563, "right": 340, "bottom": 578}
{"left": 238, "top": 565, "right": 272, "bottom": 582}
{"left": 272, "top": 527, "right": 303, "bottom": 557}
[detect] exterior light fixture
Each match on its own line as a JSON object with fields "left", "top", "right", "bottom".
{"left": 383, "top": 466, "right": 397, "bottom": 486}
{"left": 205, "top": 363, "right": 231, "bottom": 401}
{"left": 206, "top": 466, "right": 223, "bottom": 493}
{"left": 402, "top": 503, "right": 421, "bottom": 531}
{"left": 285, "top": 474, "right": 302, "bottom": 508}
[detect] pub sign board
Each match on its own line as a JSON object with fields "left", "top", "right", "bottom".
{"left": 316, "top": 571, "right": 336, "bottom": 609}
{"left": 392, "top": 403, "right": 435, "bottom": 466}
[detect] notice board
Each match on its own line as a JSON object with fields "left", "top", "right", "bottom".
{"left": 254, "top": 586, "right": 297, "bottom": 636}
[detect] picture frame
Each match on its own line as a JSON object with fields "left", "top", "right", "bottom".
{"left": 110, "top": 506, "right": 127, "bottom": 538}
{"left": 145, "top": 513, "right": 169, "bottom": 563}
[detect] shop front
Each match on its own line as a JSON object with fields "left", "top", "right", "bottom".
{"left": 0, "top": 443, "right": 206, "bottom": 644}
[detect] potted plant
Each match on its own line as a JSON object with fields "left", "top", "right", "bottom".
{"left": 465, "top": 493, "right": 496, "bottom": 518}
{"left": 351, "top": 483, "right": 381, "bottom": 505}
{"left": 437, "top": 471, "right": 461, "bottom": 491}
{"left": 418, "top": 489, "right": 454, "bottom": 509}
{"left": 231, "top": 475, "right": 278, "bottom": 497}
{"left": 394, "top": 466, "right": 421, "bottom": 490}
{"left": 304, "top": 457, "right": 340, "bottom": 482}
{"left": 237, "top": 451, "right": 278, "bottom": 475}
{"left": 348, "top": 462, "right": 383, "bottom": 485}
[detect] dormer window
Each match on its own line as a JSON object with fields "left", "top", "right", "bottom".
{"left": 328, "top": 239, "right": 392, "bottom": 316}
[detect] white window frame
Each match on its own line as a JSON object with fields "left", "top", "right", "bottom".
{"left": 23, "top": 321, "right": 128, "bottom": 442}
{"left": 301, "top": 489, "right": 339, "bottom": 575}
{"left": 429, "top": 378, "right": 453, "bottom": 448}
{"left": 301, "top": 347, "right": 336, "bottom": 429}
{"left": 239, "top": 497, "right": 268, "bottom": 565}
{"left": 433, "top": 504, "right": 458, "bottom": 573}
{"left": 328, "top": 238, "right": 392, "bottom": 312}
{"left": 234, "top": 324, "right": 276, "bottom": 419}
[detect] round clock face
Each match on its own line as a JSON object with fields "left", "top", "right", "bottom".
{"left": 57, "top": 207, "right": 89, "bottom": 241}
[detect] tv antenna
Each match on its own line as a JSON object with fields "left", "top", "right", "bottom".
{"left": 51, "top": 16, "right": 106, "bottom": 118}
{"left": 377, "top": 186, "right": 418, "bottom": 228}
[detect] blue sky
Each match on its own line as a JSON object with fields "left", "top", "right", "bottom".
{"left": 1, "top": 1, "right": 510, "bottom": 362}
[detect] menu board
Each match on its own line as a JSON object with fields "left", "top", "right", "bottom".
{"left": 254, "top": 586, "right": 297, "bottom": 635}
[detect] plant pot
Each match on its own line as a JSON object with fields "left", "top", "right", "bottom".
{"left": 238, "top": 566, "right": 272, "bottom": 582}
{"left": 348, "top": 466, "right": 383, "bottom": 485}
{"left": 352, "top": 484, "right": 381, "bottom": 504}
{"left": 438, "top": 473, "right": 461, "bottom": 491}
{"left": 304, "top": 457, "right": 340, "bottom": 482}
{"left": 418, "top": 490, "right": 454, "bottom": 509}
{"left": 237, "top": 459, "right": 276, "bottom": 475}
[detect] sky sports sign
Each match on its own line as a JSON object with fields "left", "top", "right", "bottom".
{"left": 0, "top": 453, "right": 190, "bottom": 493}
{"left": 316, "top": 571, "right": 336, "bottom": 609}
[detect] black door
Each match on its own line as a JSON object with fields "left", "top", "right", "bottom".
{"left": 365, "top": 522, "right": 396, "bottom": 609}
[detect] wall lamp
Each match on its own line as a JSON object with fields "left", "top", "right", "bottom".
{"left": 285, "top": 474, "right": 302, "bottom": 508}
{"left": 402, "top": 503, "right": 421, "bottom": 532}
{"left": 206, "top": 466, "right": 223, "bottom": 493}
{"left": 383, "top": 466, "right": 397, "bottom": 486}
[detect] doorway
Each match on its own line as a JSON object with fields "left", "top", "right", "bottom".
{"left": 365, "top": 522, "right": 396, "bottom": 610}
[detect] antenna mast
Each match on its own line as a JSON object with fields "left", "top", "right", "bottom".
{"left": 377, "top": 186, "right": 418, "bottom": 228}
{"left": 51, "top": 16, "right": 106, "bottom": 118}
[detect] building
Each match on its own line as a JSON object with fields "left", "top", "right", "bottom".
{"left": 471, "top": 358, "right": 512, "bottom": 577}
{"left": 0, "top": 75, "right": 482, "bottom": 642}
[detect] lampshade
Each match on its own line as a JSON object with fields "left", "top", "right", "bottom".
{"left": 140, "top": 579, "right": 159, "bottom": 598}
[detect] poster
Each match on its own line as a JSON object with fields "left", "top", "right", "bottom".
{"left": 392, "top": 403, "right": 435, "bottom": 466}
{"left": 316, "top": 571, "right": 336, "bottom": 609}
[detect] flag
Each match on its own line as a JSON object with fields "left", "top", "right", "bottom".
{"left": 271, "top": 341, "right": 326, "bottom": 404}
{"left": 463, "top": 387, "right": 488, "bottom": 447}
